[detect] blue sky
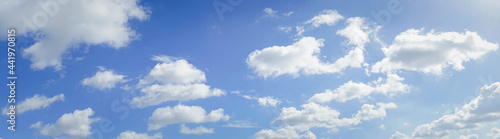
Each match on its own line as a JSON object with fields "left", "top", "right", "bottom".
{"left": 1, "top": 0, "right": 500, "bottom": 138}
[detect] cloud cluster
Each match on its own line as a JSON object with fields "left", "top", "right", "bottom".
{"left": 131, "top": 56, "right": 225, "bottom": 108}
{"left": 392, "top": 82, "right": 500, "bottom": 138}
{"left": 148, "top": 104, "right": 229, "bottom": 131}
{"left": 0, "top": 0, "right": 150, "bottom": 70}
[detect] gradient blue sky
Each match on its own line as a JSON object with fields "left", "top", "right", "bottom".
{"left": 1, "top": 0, "right": 500, "bottom": 139}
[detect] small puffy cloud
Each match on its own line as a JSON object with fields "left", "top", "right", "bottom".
{"left": 2, "top": 94, "right": 64, "bottom": 115}
{"left": 305, "top": 10, "right": 344, "bottom": 28}
{"left": 372, "top": 29, "right": 498, "bottom": 75}
{"left": 488, "top": 127, "right": 500, "bottom": 139}
{"left": 258, "top": 96, "right": 281, "bottom": 107}
{"left": 395, "top": 82, "right": 500, "bottom": 138}
{"left": 82, "top": 68, "right": 127, "bottom": 90}
{"left": 263, "top": 8, "right": 278, "bottom": 17}
{"left": 354, "top": 103, "right": 397, "bottom": 121}
{"left": 0, "top": 0, "right": 150, "bottom": 70}
{"left": 132, "top": 56, "right": 224, "bottom": 108}
{"left": 459, "top": 134, "right": 479, "bottom": 139}
{"left": 180, "top": 124, "right": 214, "bottom": 134}
{"left": 309, "top": 74, "right": 409, "bottom": 103}
{"left": 30, "top": 108, "right": 100, "bottom": 138}
{"left": 390, "top": 131, "right": 410, "bottom": 139}
{"left": 283, "top": 11, "right": 294, "bottom": 17}
{"left": 148, "top": 104, "right": 229, "bottom": 131}
{"left": 380, "top": 124, "right": 386, "bottom": 130}
{"left": 117, "top": 131, "right": 162, "bottom": 139}
{"left": 254, "top": 126, "right": 317, "bottom": 139}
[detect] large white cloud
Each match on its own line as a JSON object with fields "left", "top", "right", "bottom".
{"left": 0, "top": 0, "right": 149, "bottom": 70}
{"left": 131, "top": 56, "right": 224, "bottom": 108}
{"left": 255, "top": 102, "right": 397, "bottom": 138}
{"left": 309, "top": 74, "right": 409, "bottom": 103}
{"left": 30, "top": 108, "right": 100, "bottom": 138}
{"left": 248, "top": 16, "right": 376, "bottom": 78}
{"left": 148, "top": 104, "right": 229, "bottom": 131}
{"left": 117, "top": 131, "right": 162, "bottom": 139}
{"left": 392, "top": 82, "right": 500, "bottom": 138}
{"left": 180, "top": 124, "right": 215, "bottom": 134}
{"left": 2, "top": 94, "right": 64, "bottom": 115}
{"left": 81, "top": 68, "right": 127, "bottom": 90}
{"left": 372, "top": 29, "right": 498, "bottom": 75}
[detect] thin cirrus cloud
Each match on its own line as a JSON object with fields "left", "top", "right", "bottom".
{"left": 131, "top": 55, "right": 225, "bottom": 108}
{"left": 148, "top": 104, "right": 229, "bottom": 131}
{"left": 0, "top": 0, "right": 150, "bottom": 70}
{"left": 2, "top": 94, "right": 64, "bottom": 115}
{"left": 371, "top": 28, "right": 499, "bottom": 75}
{"left": 116, "top": 131, "right": 162, "bottom": 139}
{"left": 81, "top": 67, "right": 128, "bottom": 90}
{"left": 392, "top": 82, "right": 500, "bottom": 138}
{"left": 30, "top": 108, "right": 100, "bottom": 138}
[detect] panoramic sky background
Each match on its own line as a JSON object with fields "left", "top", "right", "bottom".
{"left": 1, "top": 0, "right": 500, "bottom": 138}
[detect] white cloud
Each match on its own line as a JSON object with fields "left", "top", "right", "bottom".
{"left": 82, "top": 68, "right": 127, "bottom": 90}
{"left": 258, "top": 96, "right": 281, "bottom": 107}
{"left": 263, "top": 8, "right": 278, "bottom": 17}
{"left": 380, "top": 124, "right": 386, "bottom": 130}
{"left": 30, "top": 108, "right": 100, "bottom": 138}
{"left": 305, "top": 10, "right": 344, "bottom": 28}
{"left": 372, "top": 29, "right": 498, "bottom": 75}
{"left": 117, "top": 131, "right": 162, "bottom": 139}
{"left": 488, "top": 127, "right": 500, "bottom": 139}
{"left": 283, "top": 11, "right": 294, "bottom": 17}
{"left": 132, "top": 56, "right": 224, "bottom": 108}
{"left": 390, "top": 131, "right": 410, "bottom": 139}
{"left": 336, "top": 17, "right": 372, "bottom": 46}
{"left": 0, "top": 0, "right": 150, "bottom": 70}
{"left": 223, "top": 120, "right": 259, "bottom": 128}
{"left": 148, "top": 104, "right": 229, "bottom": 131}
{"left": 180, "top": 124, "right": 214, "bottom": 134}
{"left": 459, "top": 134, "right": 479, "bottom": 139}
{"left": 2, "top": 94, "right": 64, "bottom": 115}
{"left": 394, "top": 82, "right": 500, "bottom": 138}
{"left": 309, "top": 74, "right": 409, "bottom": 103}
{"left": 258, "top": 102, "right": 396, "bottom": 136}
{"left": 254, "top": 126, "right": 317, "bottom": 139}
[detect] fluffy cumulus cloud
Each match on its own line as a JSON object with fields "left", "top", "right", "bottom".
{"left": 0, "top": 0, "right": 150, "bottom": 70}
{"left": 393, "top": 82, "right": 500, "bottom": 138}
{"left": 117, "top": 131, "right": 162, "bottom": 139}
{"left": 30, "top": 108, "right": 100, "bottom": 138}
{"left": 180, "top": 124, "right": 215, "bottom": 134}
{"left": 488, "top": 127, "right": 500, "bottom": 139}
{"left": 309, "top": 74, "right": 409, "bottom": 103}
{"left": 131, "top": 56, "right": 224, "bottom": 108}
{"left": 255, "top": 102, "right": 397, "bottom": 138}
{"left": 258, "top": 96, "right": 281, "bottom": 107}
{"left": 82, "top": 67, "right": 127, "bottom": 90}
{"left": 148, "top": 104, "right": 229, "bottom": 131}
{"left": 2, "top": 94, "right": 64, "bottom": 115}
{"left": 372, "top": 29, "right": 498, "bottom": 75}
{"left": 248, "top": 16, "right": 377, "bottom": 78}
